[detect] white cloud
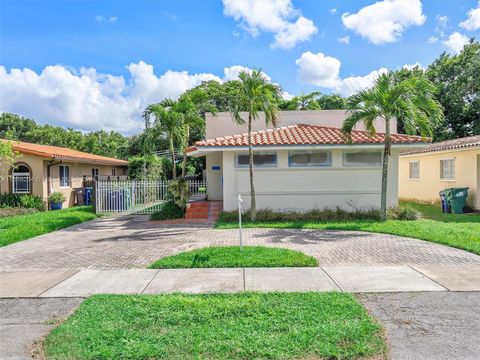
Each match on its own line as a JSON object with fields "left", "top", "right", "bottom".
{"left": 436, "top": 15, "right": 448, "bottom": 27}
{"left": 460, "top": 1, "right": 480, "bottom": 31}
{"left": 340, "top": 68, "right": 388, "bottom": 96}
{"left": 427, "top": 36, "right": 438, "bottom": 43}
{"left": 281, "top": 91, "right": 294, "bottom": 100}
{"left": 295, "top": 51, "right": 342, "bottom": 89}
{"left": 444, "top": 32, "right": 469, "bottom": 54}
{"left": 402, "top": 62, "right": 424, "bottom": 70}
{"left": 330, "top": 8, "right": 337, "bottom": 15}
{"left": 222, "top": 0, "right": 317, "bottom": 49}
{"left": 341, "top": 0, "right": 426, "bottom": 44}
{"left": 222, "top": 65, "right": 271, "bottom": 81}
{"left": 338, "top": 36, "right": 350, "bottom": 44}
{"left": 0, "top": 62, "right": 225, "bottom": 133}
{"left": 295, "top": 51, "right": 387, "bottom": 96}
{"left": 95, "top": 15, "right": 118, "bottom": 23}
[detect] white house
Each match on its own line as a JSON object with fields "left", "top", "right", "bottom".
{"left": 187, "top": 110, "right": 429, "bottom": 212}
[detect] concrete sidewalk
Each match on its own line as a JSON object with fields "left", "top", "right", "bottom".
{"left": 2, "top": 265, "right": 479, "bottom": 297}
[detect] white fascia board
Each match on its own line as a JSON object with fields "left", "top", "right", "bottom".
{"left": 187, "top": 143, "right": 431, "bottom": 156}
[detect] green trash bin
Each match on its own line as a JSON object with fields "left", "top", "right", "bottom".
{"left": 443, "top": 187, "right": 469, "bottom": 214}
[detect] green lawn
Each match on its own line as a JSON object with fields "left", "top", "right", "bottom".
{"left": 0, "top": 206, "right": 98, "bottom": 247}
{"left": 149, "top": 246, "right": 318, "bottom": 269}
{"left": 44, "top": 293, "right": 386, "bottom": 360}
{"left": 216, "top": 201, "right": 480, "bottom": 255}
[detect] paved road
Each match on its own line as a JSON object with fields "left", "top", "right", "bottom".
{"left": 1, "top": 215, "right": 479, "bottom": 270}
{"left": 357, "top": 292, "right": 480, "bottom": 360}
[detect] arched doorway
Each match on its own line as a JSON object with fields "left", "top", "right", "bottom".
{"left": 10, "top": 163, "right": 32, "bottom": 194}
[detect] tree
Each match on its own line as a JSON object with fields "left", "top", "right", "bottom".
{"left": 279, "top": 92, "right": 321, "bottom": 110}
{"left": 230, "top": 69, "right": 280, "bottom": 222}
{"left": 426, "top": 40, "right": 480, "bottom": 140}
{"left": 316, "top": 94, "right": 347, "bottom": 110}
{"left": 342, "top": 72, "right": 444, "bottom": 220}
{"left": 143, "top": 101, "right": 185, "bottom": 179}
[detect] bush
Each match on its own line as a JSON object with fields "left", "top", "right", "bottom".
{"left": 218, "top": 207, "right": 381, "bottom": 223}
{"left": 167, "top": 178, "right": 190, "bottom": 210}
{"left": 387, "top": 206, "right": 421, "bottom": 221}
{"left": 151, "top": 201, "right": 184, "bottom": 220}
{"left": 48, "top": 192, "right": 66, "bottom": 204}
{"left": 0, "top": 193, "right": 44, "bottom": 210}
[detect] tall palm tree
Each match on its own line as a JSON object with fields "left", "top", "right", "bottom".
{"left": 230, "top": 69, "right": 280, "bottom": 222}
{"left": 143, "top": 101, "right": 185, "bottom": 179}
{"left": 342, "top": 72, "right": 444, "bottom": 220}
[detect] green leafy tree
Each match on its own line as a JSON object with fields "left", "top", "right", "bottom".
{"left": 317, "top": 94, "right": 348, "bottom": 110}
{"left": 426, "top": 40, "right": 480, "bottom": 139}
{"left": 280, "top": 92, "right": 321, "bottom": 110}
{"left": 128, "top": 155, "right": 163, "bottom": 180}
{"left": 342, "top": 72, "right": 444, "bottom": 220}
{"left": 230, "top": 69, "right": 280, "bottom": 222}
{"left": 143, "top": 101, "right": 185, "bottom": 179}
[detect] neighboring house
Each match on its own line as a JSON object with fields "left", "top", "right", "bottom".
{"left": 187, "top": 111, "right": 429, "bottom": 212}
{"left": 0, "top": 140, "right": 128, "bottom": 207}
{"left": 399, "top": 135, "right": 480, "bottom": 210}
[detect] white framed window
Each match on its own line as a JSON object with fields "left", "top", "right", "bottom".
{"left": 288, "top": 151, "right": 331, "bottom": 167}
{"left": 11, "top": 164, "right": 31, "bottom": 194}
{"left": 59, "top": 165, "right": 71, "bottom": 187}
{"left": 343, "top": 151, "right": 382, "bottom": 167}
{"left": 92, "top": 168, "right": 99, "bottom": 178}
{"left": 409, "top": 161, "right": 420, "bottom": 179}
{"left": 440, "top": 159, "right": 455, "bottom": 180}
{"left": 235, "top": 152, "right": 277, "bottom": 168}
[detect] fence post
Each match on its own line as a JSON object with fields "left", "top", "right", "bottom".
{"left": 93, "top": 179, "right": 97, "bottom": 214}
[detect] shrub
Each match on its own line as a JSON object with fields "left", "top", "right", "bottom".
{"left": 387, "top": 206, "right": 421, "bottom": 221}
{"left": 218, "top": 207, "right": 381, "bottom": 223}
{"left": 151, "top": 201, "right": 184, "bottom": 220}
{"left": 167, "top": 178, "right": 190, "bottom": 210}
{"left": 0, "top": 193, "right": 44, "bottom": 210}
{"left": 48, "top": 192, "right": 66, "bottom": 204}
{"left": 19, "top": 195, "right": 44, "bottom": 210}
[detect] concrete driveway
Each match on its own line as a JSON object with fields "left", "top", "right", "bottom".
{"left": 1, "top": 214, "right": 480, "bottom": 271}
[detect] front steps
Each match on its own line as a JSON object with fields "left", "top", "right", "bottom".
{"left": 185, "top": 201, "right": 223, "bottom": 220}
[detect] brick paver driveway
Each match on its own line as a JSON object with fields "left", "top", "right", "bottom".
{"left": 1, "top": 215, "right": 480, "bottom": 271}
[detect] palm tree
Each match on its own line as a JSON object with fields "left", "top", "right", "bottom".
{"left": 230, "top": 69, "right": 280, "bottom": 222}
{"left": 342, "top": 71, "right": 444, "bottom": 220}
{"left": 143, "top": 101, "right": 185, "bottom": 179}
{"left": 178, "top": 90, "right": 216, "bottom": 178}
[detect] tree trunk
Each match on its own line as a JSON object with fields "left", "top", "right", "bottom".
{"left": 248, "top": 114, "right": 256, "bottom": 222}
{"left": 170, "top": 136, "right": 176, "bottom": 180}
{"left": 380, "top": 119, "right": 391, "bottom": 221}
{"left": 181, "top": 126, "right": 189, "bottom": 178}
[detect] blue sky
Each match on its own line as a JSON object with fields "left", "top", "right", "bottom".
{"left": 1, "top": 0, "right": 479, "bottom": 133}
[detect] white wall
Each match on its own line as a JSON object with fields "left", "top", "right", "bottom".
{"left": 220, "top": 149, "right": 399, "bottom": 212}
{"left": 206, "top": 110, "right": 397, "bottom": 139}
{"left": 206, "top": 152, "right": 223, "bottom": 200}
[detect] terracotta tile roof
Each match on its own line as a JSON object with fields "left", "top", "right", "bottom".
{"left": 188, "top": 124, "right": 429, "bottom": 152}
{"left": 2, "top": 139, "right": 128, "bottom": 166}
{"left": 401, "top": 135, "right": 480, "bottom": 156}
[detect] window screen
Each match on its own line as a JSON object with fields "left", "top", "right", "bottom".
{"left": 409, "top": 161, "right": 420, "bottom": 179}
{"left": 59, "top": 165, "right": 70, "bottom": 187}
{"left": 236, "top": 152, "right": 277, "bottom": 168}
{"left": 289, "top": 151, "right": 331, "bottom": 167}
{"left": 440, "top": 159, "right": 455, "bottom": 180}
{"left": 343, "top": 151, "right": 382, "bottom": 166}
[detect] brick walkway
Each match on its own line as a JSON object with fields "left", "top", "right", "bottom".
{"left": 1, "top": 215, "right": 479, "bottom": 271}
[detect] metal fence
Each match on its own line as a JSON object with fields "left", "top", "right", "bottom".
{"left": 94, "top": 179, "right": 207, "bottom": 214}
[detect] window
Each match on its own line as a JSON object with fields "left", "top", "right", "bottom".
{"left": 92, "top": 168, "right": 99, "bottom": 178}
{"left": 289, "top": 151, "right": 331, "bottom": 167}
{"left": 343, "top": 151, "right": 382, "bottom": 167}
{"left": 235, "top": 152, "right": 277, "bottom": 168}
{"left": 409, "top": 161, "right": 420, "bottom": 179}
{"left": 59, "top": 165, "right": 70, "bottom": 187}
{"left": 11, "top": 164, "right": 31, "bottom": 194}
{"left": 111, "top": 168, "right": 116, "bottom": 176}
{"left": 440, "top": 159, "right": 455, "bottom": 180}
